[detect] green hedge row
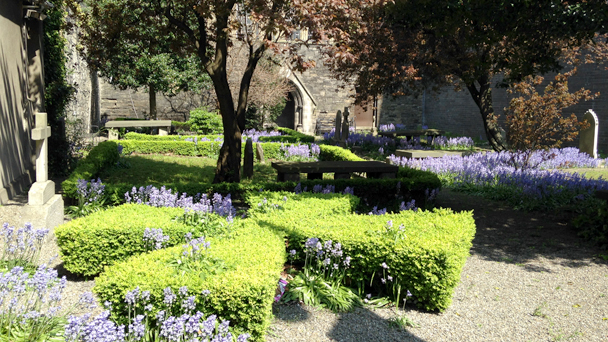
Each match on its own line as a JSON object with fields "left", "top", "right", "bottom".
{"left": 62, "top": 141, "right": 120, "bottom": 198}
{"left": 247, "top": 192, "right": 476, "bottom": 312}
{"left": 124, "top": 132, "right": 222, "bottom": 141}
{"left": 318, "top": 144, "right": 364, "bottom": 161}
{"left": 55, "top": 204, "right": 196, "bottom": 276}
{"left": 258, "top": 127, "right": 315, "bottom": 143}
{"left": 94, "top": 220, "right": 284, "bottom": 341}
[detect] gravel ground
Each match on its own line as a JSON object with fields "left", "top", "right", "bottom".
{"left": 2, "top": 189, "right": 607, "bottom": 341}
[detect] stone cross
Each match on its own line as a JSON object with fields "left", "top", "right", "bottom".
{"left": 341, "top": 107, "right": 350, "bottom": 142}
{"left": 333, "top": 110, "right": 342, "bottom": 142}
{"left": 579, "top": 109, "right": 599, "bottom": 159}
{"left": 28, "top": 112, "right": 54, "bottom": 205}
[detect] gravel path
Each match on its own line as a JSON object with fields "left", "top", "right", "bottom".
{"left": 2, "top": 189, "right": 607, "bottom": 341}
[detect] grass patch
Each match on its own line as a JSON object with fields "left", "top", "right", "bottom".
{"left": 561, "top": 167, "right": 608, "bottom": 180}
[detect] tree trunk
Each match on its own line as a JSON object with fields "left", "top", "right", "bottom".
{"left": 149, "top": 84, "right": 157, "bottom": 119}
{"left": 466, "top": 77, "right": 508, "bottom": 151}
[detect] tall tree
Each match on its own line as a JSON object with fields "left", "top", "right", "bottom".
{"left": 320, "top": 0, "right": 608, "bottom": 151}
{"left": 67, "top": 0, "right": 318, "bottom": 182}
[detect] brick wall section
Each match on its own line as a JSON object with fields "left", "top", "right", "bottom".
{"left": 378, "top": 94, "right": 423, "bottom": 128}
{"left": 425, "top": 64, "right": 608, "bottom": 154}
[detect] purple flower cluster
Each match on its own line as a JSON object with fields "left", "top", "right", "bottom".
{"left": 433, "top": 136, "right": 474, "bottom": 150}
{"left": 368, "top": 206, "right": 388, "bottom": 215}
{"left": 143, "top": 228, "right": 170, "bottom": 251}
{"left": 65, "top": 286, "right": 249, "bottom": 342}
{"left": 1, "top": 222, "right": 49, "bottom": 268}
{"left": 0, "top": 264, "right": 75, "bottom": 339}
{"left": 242, "top": 129, "right": 282, "bottom": 142}
{"left": 76, "top": 178, "right": 105, "bottom": 204}
{"left": 125, "top": 186, "right": 236, "bottom": 218}
{"left": 399, "top": 200, "right": 418, "bottom": 212}
{"left": 182, "top": 234, "right": 211, "bottom": 261}
{"left": 302, "top": 237, "right": 351, "bottom": 283}
{"left": 389, "top": 148, "right": 608, "bottom": 210}
{"left": 293, "top": 183, "right": 353, "bottom": 196}
{"left": 378, "top": 124, "right": 406, "bottom": 132}
{"left": 280, "top": 143, "right": 321, "bottom": 161}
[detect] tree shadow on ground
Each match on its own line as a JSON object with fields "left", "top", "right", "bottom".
{"left": 270, "top": 302, "right": 428, "bottom": 342}
{"left": 436, "top": 189, "right": 608, "bottom": 271}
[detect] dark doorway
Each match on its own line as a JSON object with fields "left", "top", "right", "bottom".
{"left": 276, "top": 92, "right": 295, "bottom": 129}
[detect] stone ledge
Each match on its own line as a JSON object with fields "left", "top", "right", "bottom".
{"left": 22, "top": 194, "right": 64, "bottom": 230}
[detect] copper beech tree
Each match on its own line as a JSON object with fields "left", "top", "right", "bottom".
{"left": 318, "top": 0, "right": 608, "bottom": 151}
{"left": 67, "top": 0, "right": 326, "bottom": 183}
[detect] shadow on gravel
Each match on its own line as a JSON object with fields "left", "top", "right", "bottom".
{"left": 272, "top": 303, "right": 428, "bottom": 342}
{"left": 436, "top": 189, "right": 608, "bottom": 270}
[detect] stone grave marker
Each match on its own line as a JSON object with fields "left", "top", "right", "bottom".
{"left": 333, "top": 110, "right": 342, "bottom": 142}
{"left": 579, "top": 109, "right": 599, "bottom": 159}
{"left": 255, "top": 143, "right": 265, "bottom": 163}
{"left": 25, "top": 112, "right": 64, "bottom": 229}
{"left": 341, "top": 107, "right": 350, "bottom": 143}
{"left": 243, "top": 138, "right": 254, "bottom": 179}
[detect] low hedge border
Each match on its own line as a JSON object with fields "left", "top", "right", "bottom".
{"left": 62, "top": 141, "right": 120, "bottom": 198}
{"left": 55, "top": 204, "right": 198, "bottom": 276}
{"left": 246, "top": 192, "right": 476, "bottom": 312}
{"left": 90, "top": 217, "right": 285, "bottom": 342}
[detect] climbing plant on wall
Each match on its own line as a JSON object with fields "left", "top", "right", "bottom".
{"left": 43, "top": 0, "right": 75, "bottom": 177}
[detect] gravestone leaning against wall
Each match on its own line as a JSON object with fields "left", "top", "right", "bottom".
{"left": 579, "top": 109, "right": 599, "bottom": 159}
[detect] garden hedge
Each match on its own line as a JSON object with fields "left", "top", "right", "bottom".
{"left": 258, "top": 127, "right": 315, "bottom": 143}
{"left": 247, "top": 192, "right": 476, "bottom": 312}
{"left": 93, "top": 219, "right": 285, "bottom": 342}
{"left": 62, "top": 141, "right": 120, "bottom": 198}
{"left": 55, "top": 204, "right": 198, "bottom": 276}
{"left": 124, "top": 132, "right": 222, "bottom": 141}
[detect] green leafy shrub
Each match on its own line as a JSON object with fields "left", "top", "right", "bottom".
{"left": 62, "top": 141, "right": 120, "bottom": 199}
{"left": 123, "top": 132, "right": 221, "bottom": 141}
{"left": 172, "top": 120, "right": 192, "bottom": 132}
{"left": 319, "top": 145, "right": 365, "bottom": 161}
{"left": 247, "top": 192, "right": 476, "bottom": 312}
{"left": 572, "top": 198, "right": 608, "bottom": 249}
{"left": 94, "top": 220, "right": 285, "bottom": 341}
{"left": 187, "top": 107, "right": 223, "bottom": 134}
{"left": 118, "top": 140, "right": 221, "bottom": 157}
{"left": 258, "top": 128, "right": 315, "bottom": 143}
{"left": 55, "top": 204, "right": 201, "bottom": 276}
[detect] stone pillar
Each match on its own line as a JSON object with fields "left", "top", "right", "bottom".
{"left": 25, "top": 113, "right": 64, "bottom": 229}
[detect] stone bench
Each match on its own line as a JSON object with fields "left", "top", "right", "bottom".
{"left": 378, "top": 129, "right": 445, "bottom": 144}
{"left": 394, "top": 149, "right": 468, "bottom": 159}
{"left": 105, "top": 120, "right": 172, "bottom": 140}
{"left": 271, "top": 161, "right": 398, "bottom": 182}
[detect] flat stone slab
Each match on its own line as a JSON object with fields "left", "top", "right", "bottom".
{"left": 395, "top": 150, "right": 467, "bottom": 159}
{"left": 105, "top": 120, "right": 172, "bottom": 128}
{"left": 272, "top": 161, "right": 398, "bottom": 182}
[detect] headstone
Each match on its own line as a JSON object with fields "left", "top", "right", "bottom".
{"left": 243, "top": 138, "right": 254, "bottom": 179}
{"left": 333, "top": 110, "right": 342, "bottom": 142}
{"left": 255, "top": 143, "right": 265, "bottom": 163}
{"left": 341, "top": 107, "right": 350, "bottom": 142}
{"left": 26, "top": 113, "right": 64, "bottom": 229}
{"left": 579, "top": 109, "right": 599, "bottom": 159}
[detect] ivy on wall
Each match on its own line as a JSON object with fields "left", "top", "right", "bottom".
{"left": 43, "top": 0, "right": 75, "bottom": 177}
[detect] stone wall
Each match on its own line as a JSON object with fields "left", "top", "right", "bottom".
{"left": 424, "top": 63, "right": 608, "bottom": 153}
{"left": 0, "top": 2, "right": 35, "bottom": 204}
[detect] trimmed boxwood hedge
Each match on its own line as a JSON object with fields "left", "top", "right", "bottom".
{"left": 124, "top": 132, "right": 222, "bottom": 141}
{"left": 247, "top": 192, "right": 476, "bottom": 312}
{"left": 93, "top": 219, "right": 285, "bottom": 342}
{"left": 55, "top": 204, "right": 197, "bottom": 276}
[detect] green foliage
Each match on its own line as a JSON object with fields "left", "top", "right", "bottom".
{"left": 124, "top": 132, "right": 222, "bottom": 141}
{"left": 62, "top": 141, "right": 120, "bottom": 199}
{"left": 44, "top": 0, "right": 76, "bottom": 177}
{"left": 247, "top": 192, "right": 476, "bottom": 312}
{"left": 258, "top": 128, "right": 315, "bottom": 143}
{"left": 54, "top": 204, "right": 195, "bottom": 276}
{"left": 187, "top": 108, "right": 223, "bottom": 134}
{"left": 245, "top": 99, "right": 287, "bottom": 131}
{"left": 319, "top": 145, "right": 365, "bottom": 161}
{"left": 93, "top": 220, "right": 285, "bottom": 341}
{"left": 572, "top": 198, "right": 608, "bottom": 249}
{"left": 172, "top": 121, "right": 192, "bottom": 133}
{"left": 118, "top": 140, "right": 217, "bottom": 157}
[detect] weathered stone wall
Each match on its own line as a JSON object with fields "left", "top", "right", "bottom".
{"left": 424, "top": 64, "right": 608, "bottom": 153}
{"left": 0, "top": 2, "right": 35, "bottom": 203}
{"left": 378, "top": 94, "right": 423, "bottom": 128}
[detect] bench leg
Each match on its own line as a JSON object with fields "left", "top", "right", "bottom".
{"left": 334, "top": 173, "right": 350, "bottom": 180}
{"left": 278, "top": 172, "right": 300, "bottom": 182}
{"left": 159, "top": 127, "right": 169, "bottom": 136}
{"left": 108, "top": 129, "right": 119, "bottom": 140}
{"left": 308, "top": 173, "right": 323, "bottom": 180}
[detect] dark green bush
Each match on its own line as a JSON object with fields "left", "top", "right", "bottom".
{"left": 572, "top": 198, "right": 608, "bottom": 249}
{"left": 258, "top": 128, "right": 315, "bottom": 143}
{"left": 247, "top": 192, "right": 476, "bottom": 312}
{"left": 123, "top": 132, "right": 221, "bottom": 141}
{"left": 62, "top": 141, "right": 121, "bottom": 199}
{"left": 187, "top": 107, "right": 223, "bottom": 134}
{"left": 93, "top": 220, "right": 284, "bottom": 341}
{"left": 172, "top": 121, "right": 192, "bottom": 132}
{"left": 118, "top": 140, "right": 221, "bottom": 158}
{"left": 55, "top": 204, "right": 199, "bottom": 276}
